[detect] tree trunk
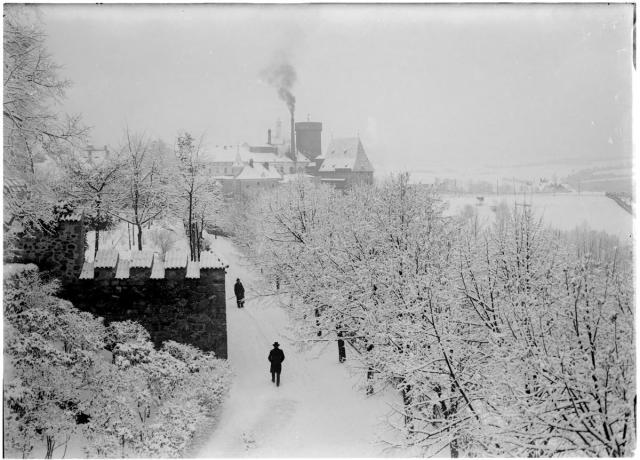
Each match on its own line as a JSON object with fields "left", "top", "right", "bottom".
{"left": 188, "top": 193, "right": 194, "bottom": 260}
{"left": 136, "top": 223, "right": 143, "bottom": 250}
{"left": 400, "top": 379, "right": 414, "bottom": 431}
{"left": 195, "top": 222, "right": 201, "bottom": 260}
{"left": 45, "top": 436, "right": 55, "bottom": 459}
{"left": 95, "top": 198, "right": 102, "bottom": 257}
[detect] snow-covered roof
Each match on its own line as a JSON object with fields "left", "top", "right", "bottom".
{"left": 318, "top": 138, "right": 374, "bottom": 173}
{"left": 199, "top": 145, "right": 239, "bottom": 163}
{"left": 235, "top": 163, "right": 283, "bottom": 181}
{"left": 164, "top": 250, "right": 187, "bottom": 269}
{"left": 130, "top": 250, "right": 153, "bottom": 269}
{"left": 94, "top": 249, "right": 119, "bottom": 269}
{"left": 200, "top": 144, "right": 308, "bottom": 166}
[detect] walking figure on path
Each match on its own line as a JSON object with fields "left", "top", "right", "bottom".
{"left": 234, "top": 278, "right": 245, "bottom": 308}
{"left": 268, "top": 342, "right": 285, "bottom": 387}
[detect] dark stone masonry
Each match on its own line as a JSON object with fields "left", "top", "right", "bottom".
{"left": 8, "top": 217, "right": 228, "bottom": 359}
{"left": 6, "top": 216, "right": 86, "bottom": 284}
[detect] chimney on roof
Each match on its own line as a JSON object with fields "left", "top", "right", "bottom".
{"left": 267, "top": 129, "right": 272, "bottom": 145}
{"left": 290, "top": 111, "right": 296, "bottom": 162}
{"left": 264, "top": 162, "right": 269, "bottom": 170}
{"left": 249, "top": 158, "right": 254, "bottom": 168}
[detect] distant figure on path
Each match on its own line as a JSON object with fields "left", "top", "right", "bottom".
{"left": 234, "top": 278, "right": 245, "bottom": 308}
{"left": 268, "top": 342, "right": 285, "bottom": 387}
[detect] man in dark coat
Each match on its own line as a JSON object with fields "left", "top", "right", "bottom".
{"left": 234, "top": 278, "right": 245, "bottom": 308}
{"left": 268, "top": 342, "right": 285, "bottom": 387}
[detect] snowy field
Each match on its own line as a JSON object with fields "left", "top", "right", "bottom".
{"left": 190, "top": 237, "right": 420, "bottom": 457}
{"left": 442, "top": 192, "right": 633, "bottom": 243}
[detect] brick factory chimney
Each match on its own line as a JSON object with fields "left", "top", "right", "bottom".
{"left": 290, "top": 111, "right": 296, "bottom": 162}
{"left": 268, "top": 129, "right": 272, "bottom": 145}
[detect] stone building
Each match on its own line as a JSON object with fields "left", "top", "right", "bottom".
{"left": 315, "top": 137, "right": 375, "bottom": 190}
{"left": 201, "top": 142, "right": 310, "bottom": 198}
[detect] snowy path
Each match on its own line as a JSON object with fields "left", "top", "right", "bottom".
{"left": 193, "top": 237, "right": 412, "bottom": 457}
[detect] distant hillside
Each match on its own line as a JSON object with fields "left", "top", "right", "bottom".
{"left": 562, "top": 161, "right": 632, "bottom": 194}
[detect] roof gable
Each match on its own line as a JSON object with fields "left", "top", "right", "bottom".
{"left": 319, "top": 138, "right": 374, "bottom": 173}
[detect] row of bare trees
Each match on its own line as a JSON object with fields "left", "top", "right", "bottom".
{"left": 51, "top": 130, "right": 221, "bottom": 259}
{"left": 4, "top": 6, "right": 221, "bottom": 260}
{"left": 238, "top": 175, "right": 634, "bottom": 457}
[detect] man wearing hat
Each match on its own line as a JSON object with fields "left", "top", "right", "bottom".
{"left": 234, "top": 278, "right": 245, "bottom": 308}
{"left": 268, "top": 342, "right": 285, "bottom": 387}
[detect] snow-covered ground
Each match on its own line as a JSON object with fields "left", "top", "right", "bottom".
{"left": 443, "top": 192, "right": 633, "bottom": 243}
{"left": 191, "top": 237, "right": 418, "bottom": 457}
{"left": 84, "top": 220, "right": 189, "bottom": 262}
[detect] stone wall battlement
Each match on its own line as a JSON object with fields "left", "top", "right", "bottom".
{"left": 8, "top": 219, "right": 229, "bottom": 359}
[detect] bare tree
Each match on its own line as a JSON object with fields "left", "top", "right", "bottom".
{"left": 169, "top": 132, "right": 221, "bottom": 260}
{"left": 54, "top": 148, "right": 124, "bottom": 255}
{"left": 116, "top": 129, "right": 167, "bottom": 250}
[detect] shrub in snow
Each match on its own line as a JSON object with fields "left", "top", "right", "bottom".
{"left": 4, "top": 267, "right": 231, "bottom": 458}
{"left": 4, "top": 266, "right": 107, "bottom": 458}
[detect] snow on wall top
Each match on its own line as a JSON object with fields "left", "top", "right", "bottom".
{"left": 164, "top": 250, "right": 187, "bottom": 269}
{"left": 94, "top": 249, "right": 119, "bottom": 269}
{"left": 58, "top": 213, "right": 83, "bottom": 222}
{"left": 77, "top": 250, "right": 226, "bottom": 281}
{"left": 200, "top": 251, "right": 228, "bottom": 269}
{"left": 186, "top": 260, "right": 200, "bottom": 279}
{"left": 79, "top": 261, "right": 94, "bottom": 279}
{"left": 150, "top": 254, "right": 165, "bottom": 279}
{"left": 115, "top": 259, "right": 130, "bottom": 279}
{"left": 130, "top": 250, "right": 153, "bottom": 269}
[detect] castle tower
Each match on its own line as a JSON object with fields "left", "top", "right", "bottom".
{"left": 295, "top": 121, "right": 323, "bottom": 160}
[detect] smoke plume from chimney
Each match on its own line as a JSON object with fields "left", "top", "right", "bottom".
{"left": 263, "top": 61, "right": 297, "bottom": 114}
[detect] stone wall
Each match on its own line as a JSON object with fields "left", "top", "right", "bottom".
{"left": 61, "top": 268, "right": 228, "bottom": 358}
{"left": 6, "top": 216, "right": 86, "bottom": 284}
{"left": 8, "top": 218, "right": 228, "bottom": 359}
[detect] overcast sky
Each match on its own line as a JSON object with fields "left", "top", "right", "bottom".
{"left": 38, "top": 3, "right": 633, "bottom": 174}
